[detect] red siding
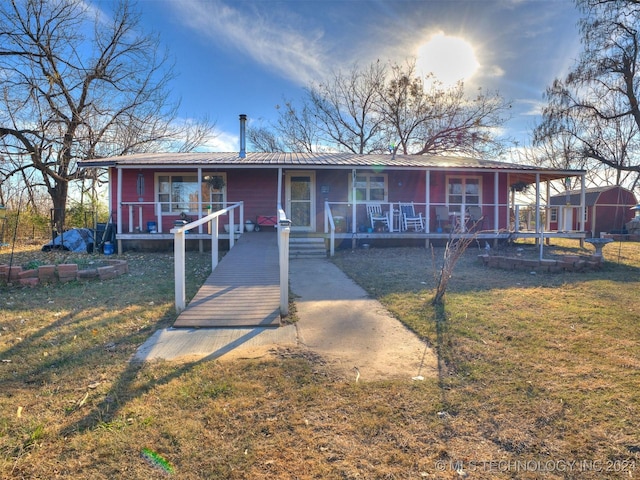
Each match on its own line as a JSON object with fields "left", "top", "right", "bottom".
{"left": 111, "top": 167, "right": 512, "bottom": 234}
{"left": 227, "top": 169, "right": 279, "bottom": 223}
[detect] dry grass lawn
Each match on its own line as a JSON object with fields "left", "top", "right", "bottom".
{"left": 1, "top": 239, "right": 639, "bottom": 479}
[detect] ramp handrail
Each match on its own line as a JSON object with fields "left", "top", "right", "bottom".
{"left": 172, "top": 201, "right": 244, "bottom": 313}
{"left": 277, "top": 205, "right": 291, "bottom": 317}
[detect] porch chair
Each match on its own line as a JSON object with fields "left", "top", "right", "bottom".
{"left": 435, "top": 206, "right": 452, "bottom": 232}
{"left": 466, "top": 206, "right": 485, "bottom": 231}
{"left": 366, "top": 203, "right": 391, "bottom": 231}
{"left": 399, "top": 202, "right": 424, "bottom": 231}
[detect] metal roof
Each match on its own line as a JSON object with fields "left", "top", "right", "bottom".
{"left": 549, "top": 185, "right": 637, "bottom": 206}
{"left": 79, "top": 151, "right": 584, "bottom": 181}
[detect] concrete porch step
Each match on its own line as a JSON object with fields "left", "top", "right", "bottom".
{"left": 289, "top": 237, "right": 327, "bottom": 258}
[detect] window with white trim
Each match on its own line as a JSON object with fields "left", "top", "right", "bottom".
{"left": 349, "top": 173, "right": 388, "bottom": 202}
{"left": 156, "top": 173, "right": 226, "bottom": 214}
{"left": 447, "top": 177, "right": 481, "bottom": 212}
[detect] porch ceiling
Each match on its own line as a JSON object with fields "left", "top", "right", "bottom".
{"left": 508, "top": 171, "right": 580, "bottom": 185}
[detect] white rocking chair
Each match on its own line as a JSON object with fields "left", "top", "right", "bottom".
{"left": 366, "top": 204, "right": 391, "bottom": 231}
{"left": 399, "top": 202, "right": 424, "bottom": 231}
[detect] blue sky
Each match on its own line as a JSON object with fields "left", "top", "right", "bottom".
{"left": 114, "top": 0, "right": 583, "bottom": 154}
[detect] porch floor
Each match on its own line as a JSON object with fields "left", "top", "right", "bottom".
{"left": 173, "top": 232, "right": 281, "bottom": 328}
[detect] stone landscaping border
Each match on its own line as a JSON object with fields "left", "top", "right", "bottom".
{"left": 478, "top": 253, "right": 603, "bottom": 273}
{"left": 0, "top": 259, "right": 128, "bottom": 287}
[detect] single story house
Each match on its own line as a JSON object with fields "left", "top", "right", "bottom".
{"left": 80, "top": 116, "right": 588, "bottom": 253}
{"left": 549, "top": 186, "right": 637, "bottom": 237}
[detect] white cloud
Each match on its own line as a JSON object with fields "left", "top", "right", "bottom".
{"left": 169, "top": 0, "right": 328, "bottom": 87}
{"left": 517, "top": 98, "right": 546, "bottom": 117}
{"left": 207, "top": 130, "right": 237, "bottom": 153}
{"left": 80, "top": 0, "right": 110, "bottom": 25}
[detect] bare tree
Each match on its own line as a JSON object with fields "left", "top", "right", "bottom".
{"left": 0, "top": 0, "right": 215, "bottom": 233}
{"left": 431, "top": 230, "right": 479, "bottom": 306}
{"left": 252, "top": 60, "right": 510, "bottom": 157}
{"left": 535, "top": 0, "right": 640, "bottom": 186}
{"left": 247, "top": 124, "right": 285, "bottom": 153}
{"left": 307, "top": 61, "right": 389, "bottom": 154}
{"left": 379, "top": 62, "right": 511, "bottom": 157}
{"left": 274, "top": 101, "right": 323, "bottom": 153}
{"left": 375, "top": 62, "right": 430, "bottom": 155}
{"left": 247, "top": 101, "right": 321, "bottom": 153}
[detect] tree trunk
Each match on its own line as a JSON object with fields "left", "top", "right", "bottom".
{"left": 49, "top": 181, "right": 68, "bottom": 236}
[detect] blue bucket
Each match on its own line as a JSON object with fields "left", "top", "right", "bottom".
{"left": 147, "top": 221, "right": 157, "bottom": 233}
{"left": 103, "top": 242, "right": 114, "bottom": 255}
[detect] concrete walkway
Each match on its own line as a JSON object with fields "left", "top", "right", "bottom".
{"left": 134, "top": 257, "right": 437, "bottom": 381}
{"left": 288, "top": 258, "right": 437, "bottom": 380}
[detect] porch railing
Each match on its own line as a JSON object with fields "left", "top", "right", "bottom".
{"left": 321, "top": 201, "right": 579, "bottom": 235}
{"left": 324, "top": 201, "right": 336, "bottom": 256}
{"left": 323, "top": 201, "right": 491, "bottom": 234}
{"left": 120, "top": 201, "right": 244, "bottom": 234}
{"left": 172, "top": 201, "right": 244, "bottom": 313}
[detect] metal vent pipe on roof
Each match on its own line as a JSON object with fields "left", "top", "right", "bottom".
{"left": 239, "top": 114, "right": 247, "bottom": 158}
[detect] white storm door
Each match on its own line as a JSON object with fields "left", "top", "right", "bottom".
{"left": 285, "top": 171, "right": 315, "bottom": 231}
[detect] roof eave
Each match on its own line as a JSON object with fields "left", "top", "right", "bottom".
{"left": 79, "top": 160, "right": 116, "bottom": 168}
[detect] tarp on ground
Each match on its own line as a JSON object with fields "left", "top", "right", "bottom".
{"left": 42, "top": 228, "right": 94, "bottom": 253}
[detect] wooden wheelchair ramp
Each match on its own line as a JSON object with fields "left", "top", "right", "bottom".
{"left": 173, "top": 233, "right": 281, "bottom": 328}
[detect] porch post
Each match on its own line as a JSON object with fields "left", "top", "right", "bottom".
{"left": 211, "top": 216, "right": 219, "bottom": 271}
{"left": 117, "top": 167, "right": 123, "bottom": 254}
{"left": 545, "top": 182, "right": 551, "bottom": 231}
{"left": 277, "top": 168, "right": 283, "bottom": 211}
{"left": 197, "top": 168, "right": 203, "bottom": 234}
{"left": 494, "top": 172, "right": 499, "bottom": 232}
{"left": 579, "top": 174, "right": 586, "bottom": 233}
{"left": 174, "top": 229, "right": 186, "bottom": 313}
{"left": 352, "top": 169, "right": 357, "bottom": 235}
{"left": 536, "top": 173, "right": 544, "bottom": 259}
{"left": 279, "top": 216, "right": 291, "bottom": 316}
{"left": 425, "top": 170, "right": 431, "bottom": 233}
{"left": 507, "top": 173, "right": 511, "bottom": 232}
{"left": 229, "top": 208, "right": 235, "bottom": 249}
{"left": 535, "top": 173, "right": 541, "bottom": 234}
{"left": 128, "top": 205, "right": 134, "bottom": 233}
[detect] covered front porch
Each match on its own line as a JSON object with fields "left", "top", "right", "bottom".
{"left": 101, "top": 158, "right": 589, "bottom": 254}
{"left": 318, "top": 203, "right": 586, "bottom": 255}
{"left": 110, "top": 198, "right": 587, "bottom": 256}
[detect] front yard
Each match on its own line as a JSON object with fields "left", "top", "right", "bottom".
{"left": 0, "top": 240, "right": 638, "bottom": 478}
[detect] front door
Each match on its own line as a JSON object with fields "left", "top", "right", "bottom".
{"left": 285, "top": 172, "right": 315, "bottom": 231}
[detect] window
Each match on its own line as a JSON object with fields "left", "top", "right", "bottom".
{"left": 204, "top": 174, "right": 226, "bottom": 212}
{"left": 156, "top": 173, "right": 226, "bottom": 214}
{"left": 550, "top": 207, "right": 558, "bottom": 223}
{"left": 349, "top": 173, "right": 387, "bottom": 202}
{"left": 447, "top": 177, "right": 481, "bottom": 212}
